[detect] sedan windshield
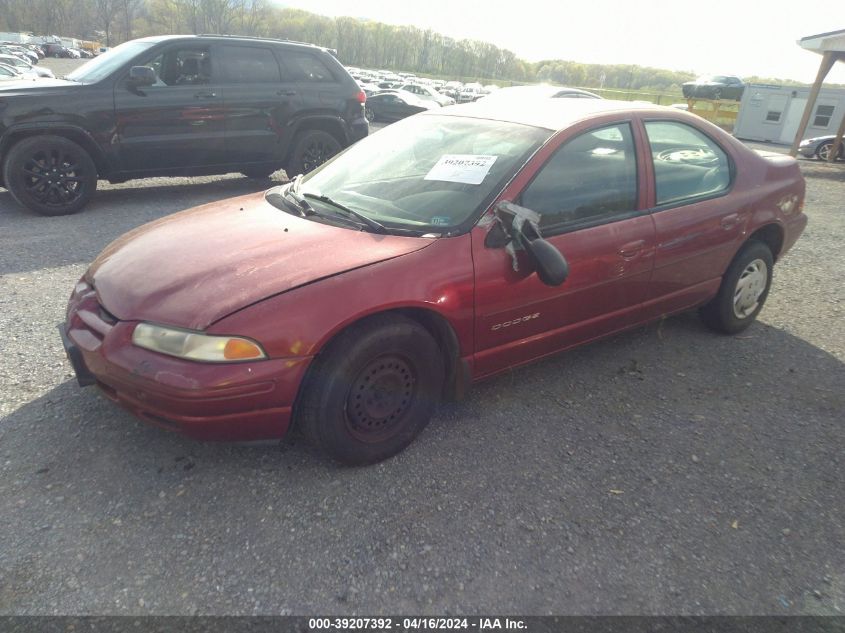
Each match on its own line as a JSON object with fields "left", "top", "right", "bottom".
{"left": 65, "top": 40, "right": 156, "bottom": 83}
{"left": 297, "top": 114, "right": 550, "bottom": 233}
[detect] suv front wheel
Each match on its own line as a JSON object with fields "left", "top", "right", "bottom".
{"left": 3, "top": 135, "right": 98, "bottom": 216}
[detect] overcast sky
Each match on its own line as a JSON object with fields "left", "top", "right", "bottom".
{"left": 278, "top": 0, "right": 845, "bottom": 84}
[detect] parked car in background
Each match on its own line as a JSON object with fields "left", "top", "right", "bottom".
{"left": 0, "top": 54, "right": 54, "bottom": 78}
{"left": 5, "top": 43, "right": 44, "bottom": 60}
{"left": 400, "top": 82, "right": 455, "bottom": 106}
{"left": 440, "top": 81, "right": 462, "bottom": 100}
{"left": 365, "top": 91, "right": 434, "bottom": 122}
{"left": 478, "top": 85, "right": 602, "bottom": 103}
{"left": 41, "top": 42, "right": 73, "bottom": 58}
{"left": 798, "top": 135, "right": 844, "bottom": 161}
{"left": 60, "top": 99, "right": 807, "bottom": 465}
{"left": 0, "top": 63, "right": 26, "bottom": 81}
{"left": 457, "top": 84, "right": 484, "bottom": 103}
{"left": 358, "top": 82, "right": 382, "bottom": 96}
{"left": 0, "top": 45, "right": 38, "bottom": 64}
{"left": 682, "top": 75, "right": 745, "bottom": 100}
{"left": 0, "top": 34, "right": 368, "bottom": 216}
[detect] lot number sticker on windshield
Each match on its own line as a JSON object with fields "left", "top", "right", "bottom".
{"left": 424, "top": 155, "right": 498, "bottom": 185}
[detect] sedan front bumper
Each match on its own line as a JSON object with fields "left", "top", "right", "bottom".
{"left": 61, "top": 281, "right": 312, "bottom": 442}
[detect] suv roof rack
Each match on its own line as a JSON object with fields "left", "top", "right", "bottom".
{"left": 196, "top": 33, "right": 323, "bottom": 49}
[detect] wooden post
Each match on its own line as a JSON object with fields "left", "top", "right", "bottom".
{"left": 789, "top": 51, "right": 837, "bottom": 157}
{"left": 828, "top": 108, "right": 845, "bottom": 163}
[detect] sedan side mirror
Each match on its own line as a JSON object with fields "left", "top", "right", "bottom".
{"left": 522, "top": 235, "right": 569, "bottom": 286}
{"left": 491, "top": 201, "right": 569, "bottom": 286}
{"left": 128, "top": 66, "right": 156, "bottom": 87}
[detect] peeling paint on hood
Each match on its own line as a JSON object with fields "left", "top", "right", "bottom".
{"left": 88, "top": 191, "right": 434, "bottom": 330}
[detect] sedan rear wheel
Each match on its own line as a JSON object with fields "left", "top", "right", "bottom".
{"left": 700, "top": 240, "right": 773, "bottom": 334}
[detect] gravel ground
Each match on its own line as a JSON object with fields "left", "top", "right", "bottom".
{"left": 0, "top": 75, "right": 843, "bottom": 615}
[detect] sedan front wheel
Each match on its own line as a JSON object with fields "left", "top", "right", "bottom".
{"left": 297, "top": 314, "right": 444, "bottom": 465}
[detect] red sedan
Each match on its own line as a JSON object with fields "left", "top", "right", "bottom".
{"left": 61, "top": 100, "right": 807, "bottom": 464}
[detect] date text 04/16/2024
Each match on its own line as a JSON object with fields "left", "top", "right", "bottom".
{"left": 308, "top": 618, "right": 527, "bottom": 630}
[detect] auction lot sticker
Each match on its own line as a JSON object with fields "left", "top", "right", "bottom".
{"left": 424, "top": 154, "right": 498, "bottom": 185}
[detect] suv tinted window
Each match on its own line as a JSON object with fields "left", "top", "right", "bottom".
{"left": 219, "top": 45, "right": 281, "bottom": 83}
{"left": 521, "top": 123, "right": 638, "bottom": 231}
{"left": 144, "top": 47, "right": 212, "bottom": 86}
{"left": 285, "top": 51, "right": 336, "bottom": 82}
{"left": 645, "top": 121, "right": 730, "bottom": 206}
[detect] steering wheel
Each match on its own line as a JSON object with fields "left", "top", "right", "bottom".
{"left": 342, "top": 191, "right": 430, "bottom": 223}
{"left": 656, "top": 148, "right": 719, "bottom": 167}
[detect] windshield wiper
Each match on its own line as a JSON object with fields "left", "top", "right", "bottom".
{"left": 302, "top": 192, "right": 387, "bottom": 234}
{"left": 282, "top": 175, "right": 314, "bottom": 217}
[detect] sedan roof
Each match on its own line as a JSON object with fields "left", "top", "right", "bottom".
{"left": 430, "top": 98, "right": 664, "bottom": 131}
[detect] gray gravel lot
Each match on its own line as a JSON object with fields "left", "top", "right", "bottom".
{"left": 0, "top": 67, "right": 843, "bottom": 614}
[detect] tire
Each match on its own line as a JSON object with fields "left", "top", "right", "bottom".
{"left": 297, "top": 314, "right": 445, "bottom": 465}
{"left": 815, "top": 141, "right": 841, "bottom": 162}
{"left": 365, "top": 106, "right": 375, "bottom": 122}
{"left": 286, "top": 129, "right": 343, "bottom": 177}
{"left": 241, "top": 167, "right": 277, "bottom": 179}
{"left": 3, "top": 135, "right": 98, "bottom": 216}
{"left": 699, "top": 241, "right": 774, "bottom": 334}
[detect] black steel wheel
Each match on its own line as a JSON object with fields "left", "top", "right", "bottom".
{"left": 286, "top": 129, "right": 342, "bottom": 177}
{"left": 297, "top": 314, "right": 445, "bottom": 465}
{"left": 345, "top": 354, "right": 417, "bottom": 443}
{"left": 3, "top": 135, "right": 97, "bottom": 216}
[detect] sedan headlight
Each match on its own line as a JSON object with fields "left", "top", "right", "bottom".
{"left": 132, "top": 323, "right": 267, "bottom": 362}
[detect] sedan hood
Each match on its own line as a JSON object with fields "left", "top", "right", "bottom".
{"left": 89, "top": 191, "right": 433, "bottom": 330}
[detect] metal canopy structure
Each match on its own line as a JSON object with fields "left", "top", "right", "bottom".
{"left": 789, "top": 29, "right": 845, "bottom": 162}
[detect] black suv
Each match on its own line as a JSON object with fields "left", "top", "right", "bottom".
{"left": 0, "top": 35, "right": 368, "bottom": 215}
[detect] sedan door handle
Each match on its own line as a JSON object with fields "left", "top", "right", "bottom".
{"left": 277, "top": 89, "right": 297, "bottom": 96}
{"left": 618, "top": 239, "right": 646, "bottom": 259}
{"left": 720, "top": 213, "right": 741, "bottom": 230}
{"left": 194, "top": 91, "right": 217, "bottom": 100}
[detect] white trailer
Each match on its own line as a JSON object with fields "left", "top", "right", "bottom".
{"left": 734, "top": 83, "right": 845, "bottom": 144}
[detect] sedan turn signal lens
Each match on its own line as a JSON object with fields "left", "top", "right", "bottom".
{"left": 223, "top": 338, "right": 264, "bottom": 360}
{"left": 132, "top": 323, "right": 267, "bottom": 363}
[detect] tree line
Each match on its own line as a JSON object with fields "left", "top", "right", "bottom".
{"left": 0, "top": 0, "right": 818, "bottom": 92}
